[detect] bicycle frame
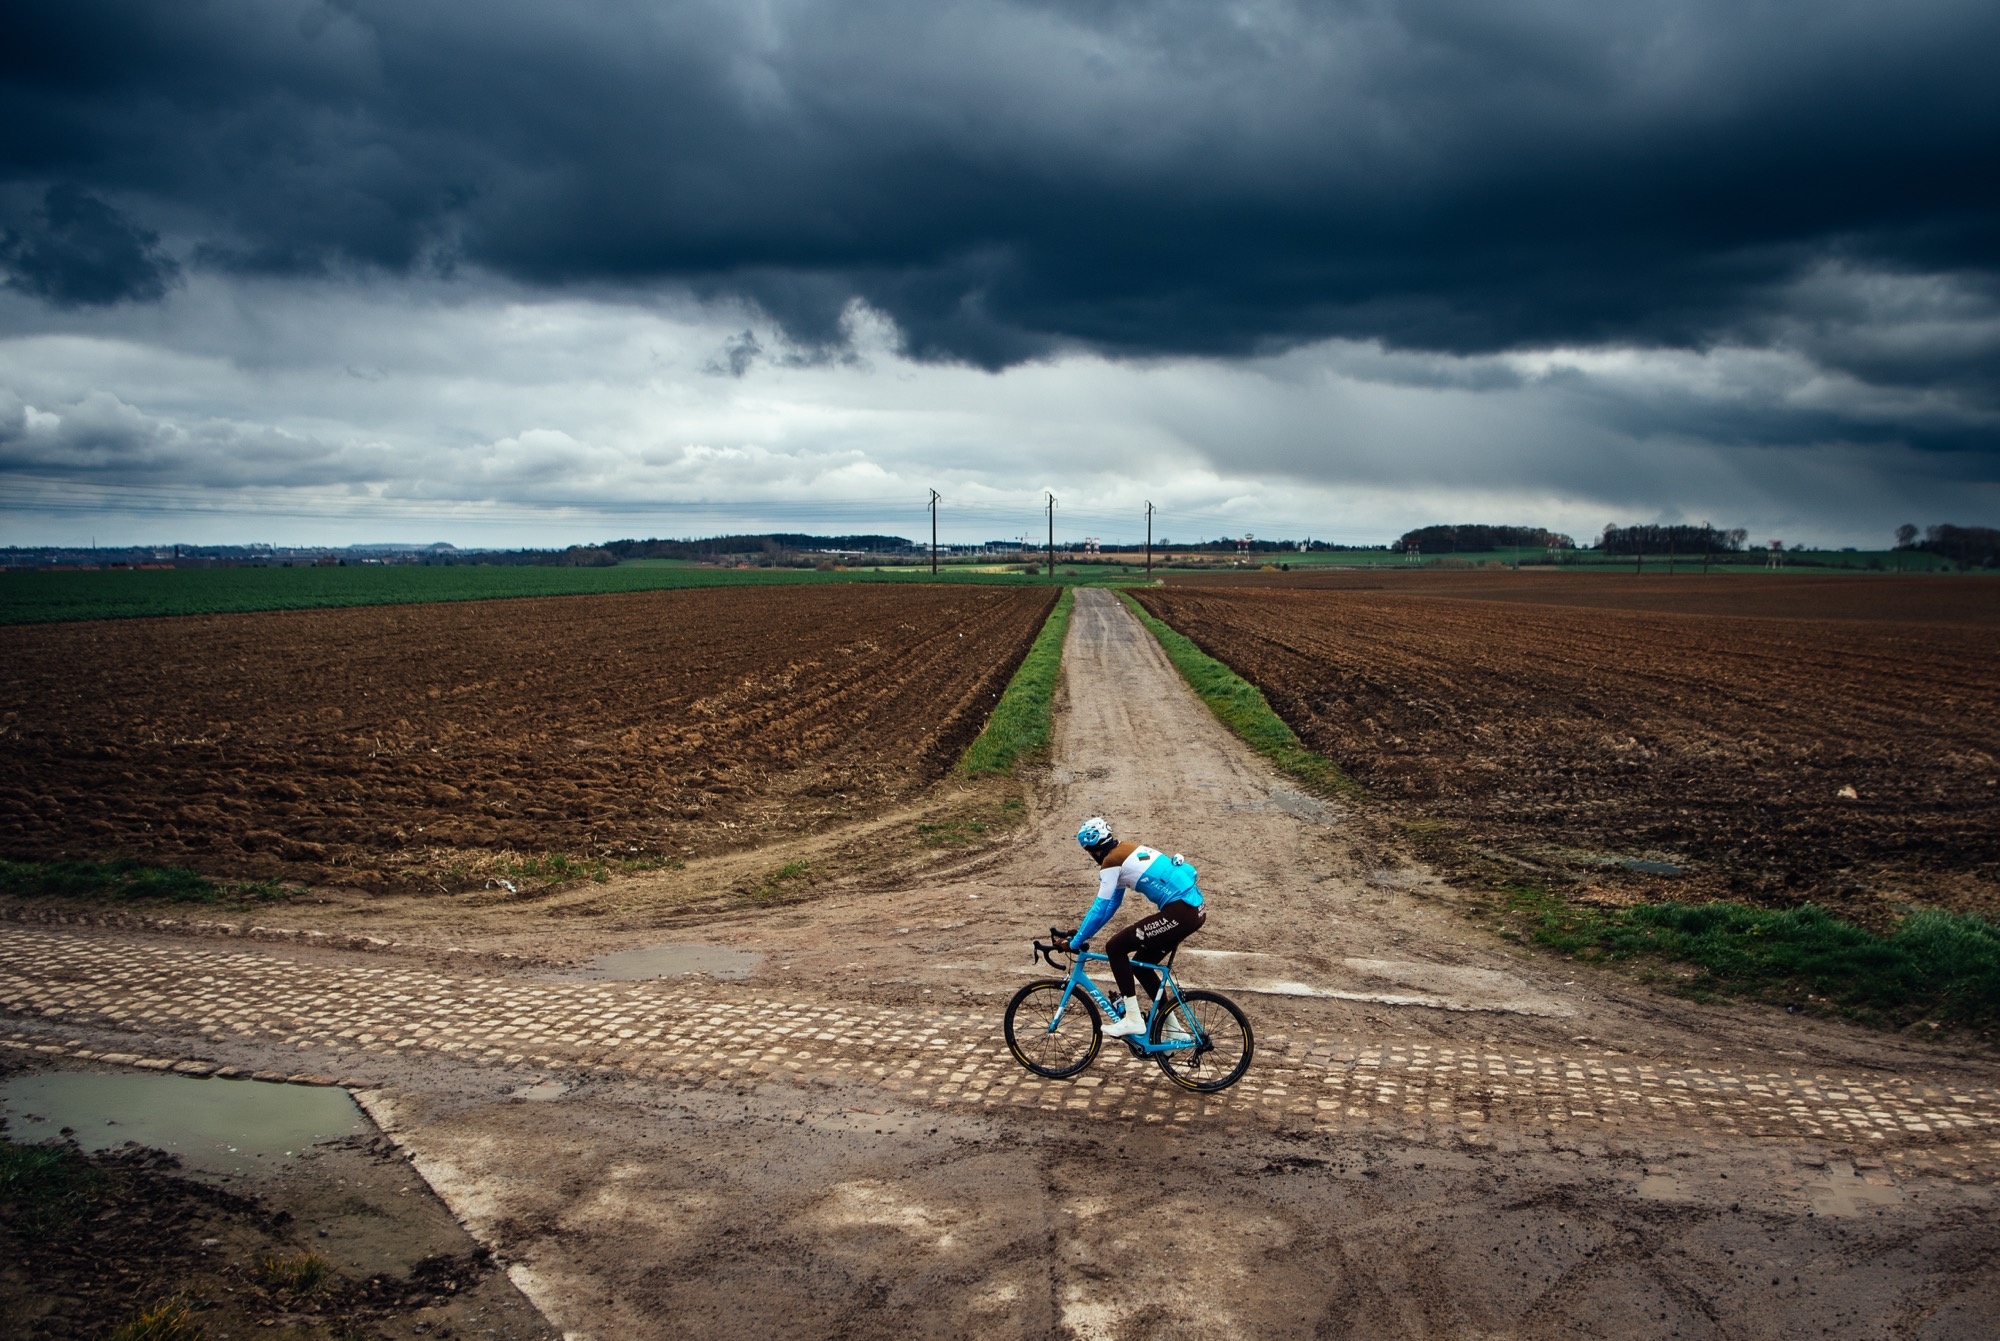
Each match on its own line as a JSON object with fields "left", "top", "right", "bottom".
{"left": 1047, "top": 948, "right": 1200, "bottom": 1055}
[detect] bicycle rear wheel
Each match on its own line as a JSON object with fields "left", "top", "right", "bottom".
{"left": 1004, "top": 980, "right": 1101, "bottom": 1079}
{"left": 1150, "top": 989, "right": 1254, "bottom": 1092}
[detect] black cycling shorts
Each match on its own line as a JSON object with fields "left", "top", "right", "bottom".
{"left": 1105, "top": 899, "right": 1206, "bottom": 999}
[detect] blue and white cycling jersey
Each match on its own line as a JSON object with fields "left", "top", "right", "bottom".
{"left": 1074, "top": 842, "right": 1204, "bottom": 945}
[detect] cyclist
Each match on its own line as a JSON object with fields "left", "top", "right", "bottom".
{"left": 1055, "top": 816, "right": 1207, "bottom": 1038}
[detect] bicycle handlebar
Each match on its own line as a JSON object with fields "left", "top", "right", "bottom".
{"left": 1032, "top": 926, "right": 1077, "bottom": 970}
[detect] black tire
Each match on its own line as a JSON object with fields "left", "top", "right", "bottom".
{"left": 1004, "top": 980, "right": 1101, "bottom": 1079}
{"left": 1150, "top": 989, "right": 1254, "bottom": 1092}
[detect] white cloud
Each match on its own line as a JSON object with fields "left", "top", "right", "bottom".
{"left": 1, "top": 270, "right": 1994, "bottom": 549}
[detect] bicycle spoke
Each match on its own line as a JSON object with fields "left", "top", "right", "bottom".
{"left": 1005, "top": 980, "right": 1101, "bottom": 1079}
{"left": 1151, "top": 989, "right": 1253, "bottom": 1092}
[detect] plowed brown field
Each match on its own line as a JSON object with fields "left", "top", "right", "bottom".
{"left": 1134, "top": 581, "right": 2000, "bottom": 922}
{"left": 1164, "top": 568, "right": 2000, "bottom": 624}
{"left": 0, "top": 584, "right": 1056, "bottom": 888}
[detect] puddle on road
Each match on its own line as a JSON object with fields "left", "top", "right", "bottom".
{"left": 1338, "top": 957, "right": 1576, "bottom": 1017}
{"left": 575, "top": 943, "right": 763, "bottom": 981}
{"left": 1268, "top": 786, "right": 1343, "bottom": 824}
{"left": 1226, "top": 786, "right": 1344, "bottom": 825}
{"left": 1545, "top": 847, "right": 1688, "bottom": 877}
{"left": 1178, "top": 955, "right": 1577, "bottom": 1018}
{"left": 0, "top": 1070, "right": 364, "bottom": 1176}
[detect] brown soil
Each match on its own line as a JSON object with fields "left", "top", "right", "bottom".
{"left": 0, "top": 584, "right": 1055, "bottom": 891}
{"left": 1133, "top": 581, "right": 2000, "bottom": 923}
{"left": 1164, "top": 567, "right": 2000, "bottom": 625}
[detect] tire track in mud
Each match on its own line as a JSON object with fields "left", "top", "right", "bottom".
{"left": 3, "top": 927, "right": 1998, "bottom": 1180}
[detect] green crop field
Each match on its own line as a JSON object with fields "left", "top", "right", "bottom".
{"left": 1271, "top": 548, "right": 1957, "bottom": 572}
{"left": 8, "top": 548, "right": 1960, "bottom": 625}
{"left": 0, "top": 563, "right": 819, "bottom": 624}
{"left": 0, "top": 559, "right": 1148, "bottom": 625}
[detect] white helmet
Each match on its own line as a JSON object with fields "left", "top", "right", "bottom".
{"left": 1076, "top": 816, "right": 1113, "bottom": 849}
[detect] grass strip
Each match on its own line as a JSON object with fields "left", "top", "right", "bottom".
{"left": 0, "top": 858, "right": 292, "bottom": 904}
{"left": 1506, "top": 884, "right": 2000, "bottom": 1027}
{"left": 1117, "top": 591, "right": 1361, "bottom": 798}
{"left": 958, "top": 588, "right": 1075, "bottom": 777}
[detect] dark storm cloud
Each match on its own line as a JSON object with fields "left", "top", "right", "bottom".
{"left": 0, "top": 184, "right": 179, "bottom": 306}
{"left": 4, "top": 2, "right": 1999, "bottom": 408}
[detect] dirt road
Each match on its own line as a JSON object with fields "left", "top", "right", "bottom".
{"left": 6, "top": 587, "right": 2000, "bottom": 1337}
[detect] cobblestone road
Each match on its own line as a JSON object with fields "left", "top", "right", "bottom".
{"left": 5, "top": 927, "right": 1998, "bottom": 1184}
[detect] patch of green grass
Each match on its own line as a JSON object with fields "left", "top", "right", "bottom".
{"left": 1117, "top": 592, "right": 1361, "bottom": 799}
{"left": 0, "top": 1138, "right": 108, "bottom": 1233}
{"left": 614, "top": 853, "right": 679, "bottom": 875}
{"left": 108, "top": 1297, "right": 207, "bottom": 1341}
{"left": 1503, "top": 884, "right": 2000, "bottom": 1027}
{"left": 496, "top": 851, "right": 612, "bottom": 886}
{"left": 750, "top": 860, "right": 814, "bottom": 901}
{"left": 957, "top": 589, "right": 1074, "bottom": 777}
{"left": 0, "top": 858, "right": 295, "bottom": 904}
{"left": 916, "top": 819, "right": 989, "bottom": 847}
{"left": 917, "top": 796, "right": 1028, "bottom": 849}
{"left": 254, "top": 1248, "right": 333, "bottom": 1295}
{"left": 463, "top": 850, "right": 676, "bottom": 894}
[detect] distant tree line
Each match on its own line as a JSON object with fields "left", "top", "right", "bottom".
{"left": 453, "top": 545, "right": 617, "bottom": 567}
{"left": 600, "top": 534, "right": 913, "bottom": 560}
{"left": 1897, "top": 524, "right": 2000, "bottom": 567}
{"left": 449, "top": 534, "right": 922, "bottom": 568}
{"left": 1396, "top": 525, "right": 1576, "bottom": 552}
{"left": 1598, "top": 524, "right": 1747, "bottom": 555}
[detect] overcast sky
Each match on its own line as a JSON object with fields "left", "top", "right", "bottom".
{"left": 3, "top": 0, "right": 1997, "bottom": 548}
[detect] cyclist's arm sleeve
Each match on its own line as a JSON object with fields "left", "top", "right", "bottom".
{"left": 1074, "top": 869, "right": 1123, "bottom": 944}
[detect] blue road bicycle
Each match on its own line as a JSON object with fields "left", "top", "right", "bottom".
{"left": 1004, "top": 927, "right": 1255, "bottom": 1092}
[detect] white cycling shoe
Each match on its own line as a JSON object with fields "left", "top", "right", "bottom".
{"left": 1101, "top": 1004, "right": 1147, "bottom": 1038}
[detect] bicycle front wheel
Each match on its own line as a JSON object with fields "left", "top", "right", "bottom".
{"left": 1151, "top": 989, "right": 1254, "bottom": 1092}
{"left": 1004, "top": 979, "right": 1101, "bottom": 1079}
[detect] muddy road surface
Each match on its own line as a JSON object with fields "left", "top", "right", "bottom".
{"left": 5, "top": 587, "right": 2000, "bottom": 1338}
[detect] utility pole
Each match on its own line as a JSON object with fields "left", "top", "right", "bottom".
{"left": 1145, "top": 500, "right": 1155, "bottom": 576}
{"left": 1046, "top": 492, "right": 1056, "bottom": 582}
{"left": 929, "top": 489, "right": 939, "bottom": 576}
{"left": 1703, "top": 523, "right": 1712, "bottom": 574}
